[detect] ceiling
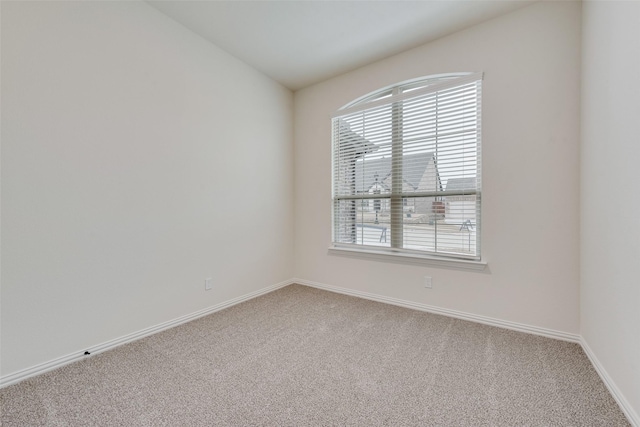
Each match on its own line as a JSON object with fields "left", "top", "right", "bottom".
{"left": 147, "top": 1, "right": 534, "bottom": 91}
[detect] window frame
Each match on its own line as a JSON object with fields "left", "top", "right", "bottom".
{"left": 330, "top": 72, "right": 485, "bottom": 269}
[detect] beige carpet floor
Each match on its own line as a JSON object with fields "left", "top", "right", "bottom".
{"left": 0, "top": 284, "right": 630, "bottom": 426}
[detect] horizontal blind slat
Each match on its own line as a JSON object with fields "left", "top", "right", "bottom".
{"left": 332, "top": 72, "right": 483, "bottom": 118}
{"left": 332, "top": 73, "right": 482, "bottom": 258}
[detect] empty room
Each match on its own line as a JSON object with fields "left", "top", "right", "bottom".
{"left": 1, "top": 0, "right": 638, "bottom": 425}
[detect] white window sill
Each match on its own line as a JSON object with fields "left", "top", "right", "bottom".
{"left": 328, "top": 246, "right": 487, "bottom": 271}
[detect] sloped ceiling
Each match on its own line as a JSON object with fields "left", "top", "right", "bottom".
{"left": 147, "top": 1, "right": 535, "bottom": 90}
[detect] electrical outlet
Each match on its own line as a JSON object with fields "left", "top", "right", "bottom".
{"left": 424, "top": 276, "right": 432, "bottom": 289}
{"left": 205, "top": 278, "right": 212, "bottom": 291}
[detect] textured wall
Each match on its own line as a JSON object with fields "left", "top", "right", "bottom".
{"left": 581, "top": 1, "right": 640, "bottom": 421}
{"left": 294, "top": 2, "right": 581, "bottom": 333}
{"left": 1, "top": 1, "right": 294, "bottom": 376}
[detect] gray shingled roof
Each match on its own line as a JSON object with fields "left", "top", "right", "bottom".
{"left": 338, "top": 120, "right": 377, "bottom": 158}
{"left": 445, "top": 177, "right": 477, "bottom": 191}
{"left": 354, "top": 152, "right": 435, "bottom": 192}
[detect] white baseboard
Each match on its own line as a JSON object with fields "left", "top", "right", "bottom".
{"left": 580, "top": 337, "right": 639, "bottom": 427}
{"left": 294, "top": 278, "right": 639, "bottom": 425}
{"left": 0, "top": 279, "right": 294, "bottom": 389}
{"left": 3, "top": 277, "right": 636, "bottom": 427}
{"left": 293, "top": 278, "right": 580, "bottom": 343}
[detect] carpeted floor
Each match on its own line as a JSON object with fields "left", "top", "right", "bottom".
{"left": 0, "top": 284, "right": 630, "bottom": 426}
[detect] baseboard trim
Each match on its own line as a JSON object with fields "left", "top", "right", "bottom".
{"left": 3, "top": 277, "right": 636, "bottom": 427}
{"left": 294, "top": 278, "right": 640, "bottom": 425}
{"left": 580, "top": 337, "right": 639, "bottom": 427}
{"left": 0, "top": 279, "right": 294, "bottom": 389}
{"left": 293, "top": 278, "right": 580, "bottom": 343}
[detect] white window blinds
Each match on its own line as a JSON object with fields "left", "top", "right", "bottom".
{"left": 331, "top": 72, "right": 482, "bottom": 260}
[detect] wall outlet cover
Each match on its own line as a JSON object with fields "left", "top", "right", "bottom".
{"left": 424, "top": 276, "right": 432, "bottom": 289}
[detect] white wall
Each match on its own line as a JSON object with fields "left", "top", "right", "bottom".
{"left": 581, "top": 1, "right": 640, "bottom": 420}
{"left": 2, "top": 2, "right": 638, "bottom": 420}
{"left": 294, "top": 2, "right": 581, "bottom": 333}
{"left": 0, "top": 1, "right": 293, "bottom": 376}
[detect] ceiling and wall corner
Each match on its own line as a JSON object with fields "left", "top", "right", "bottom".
{"left": 1, "top": 0, "right": 638, "bottom": 423}
{"left": 146, "top": 0, "right": 534, "bottom": 91}
{"left": 293, "top": 0, "right": 581, "bottom": 338}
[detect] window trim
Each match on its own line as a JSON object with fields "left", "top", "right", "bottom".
{"left": 331, "top": 72, "right": 483, "bottom": 264}
{"left": 340, "top": 72, "right": 473, "bottom": 111}
{"left": 332, "top": 72, "right": 483, "bottom": 118}
{"left": 327, "top": 246, "right": 487, "bottom": 271}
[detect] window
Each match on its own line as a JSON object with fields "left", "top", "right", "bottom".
{"left": 331, "top": 72, "right": 482, "bottom": 261}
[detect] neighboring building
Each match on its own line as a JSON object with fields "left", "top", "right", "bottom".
{"left": 444, "top": 177, "right": 477, "bottom": 225}
{"left": 354, "top": 152, "right": 442, "bottom": 217}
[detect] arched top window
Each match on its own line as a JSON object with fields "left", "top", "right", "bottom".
{"left": 341, "top": 72, "right": 472, "bottom": 110}
{"left": 331, "top": 72, "right": 483, "bottom": 261}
